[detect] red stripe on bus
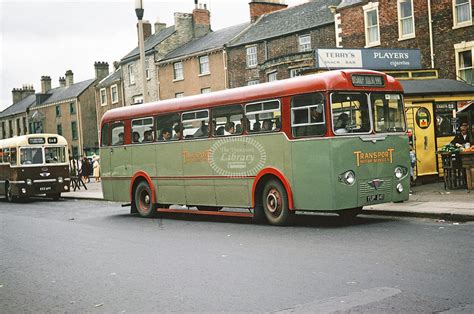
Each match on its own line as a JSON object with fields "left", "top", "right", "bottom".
{"left": 103, "top": 175, "right": 255, "bottom": 180}
{"left": 252, "top": 168, "right": 295, "bottom": 210}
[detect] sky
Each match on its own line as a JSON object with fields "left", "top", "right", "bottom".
{"left": 0, "top": 0, "right": 306, "bottom": 111}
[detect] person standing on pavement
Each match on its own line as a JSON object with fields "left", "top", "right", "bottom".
{"left": 92, "top": 154, "right": 101, "bottom": 182}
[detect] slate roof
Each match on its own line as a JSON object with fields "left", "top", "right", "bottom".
{"left": 0, "top": 94, "right": 36, "bottom": 118}
{"left": 162, "top": 23, "right": 250, "bottom": 61}
{"left": 97, "top": 69, "right": 122, "bottom": 88}
{"left": 228, "top": 0, "right": 341, "bottom": 47}
{"left": 400, "top": 79, "right": 474, "bottom": 96}
{"left": 31, "top": 79, "right": 96, "bottom": 108}
{"left": 121, "top": 26, "right": 175, "bottom": 63}
{"left": 337, "top": 0, "right": 364, "bottom": 9}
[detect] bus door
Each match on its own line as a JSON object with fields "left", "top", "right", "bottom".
{"left": 109, "top": 122, "right": 131, "bottom": 202}
{"left": 410, "top": 103, "right": 438, "bottom": 176}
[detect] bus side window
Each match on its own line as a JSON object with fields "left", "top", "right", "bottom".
{"left": 156, "top": 113, "right": 180, "bottom": 141}
{"left": 101, "top": 123, "right": 110, "bottom": 147}
{"left": 0, "top": 148, "right": 3, "bottom": 163}
{"left": 211, "top": 104, "right": 243, "bottom": 136}
{"left": 245, "top": 100, "right": 281, "bottom": 133}
{"left": 132, "top": 117, "right": 154, "bottom": 143}
{"left": 291, "top": 93, "right": 326, "bottom": 137}
{"left": 182, "top": 110, "right": 209, "bottom": 139}
{"left": 10, "top": 148, "right": 17, "bottom": 165}
{"left": 111, "top": 122, "right": 125, "bottom": 146}
{"left": 3, "top": 148, "right": 10, "bottom": 163}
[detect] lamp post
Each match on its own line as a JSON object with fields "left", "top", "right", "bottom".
{"left": 135, "top": 0, "right": 149, "bottom": 103}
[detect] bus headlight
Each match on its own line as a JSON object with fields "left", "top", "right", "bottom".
{"left": 21, "top": 188, "right": 27, "bottom": 194}
{"left": 58, "top": 177, "right": 64, "bottom": 183}
{"left": 339, "top": 170, "right": 356, "bottom": 185}
{"left": 26, "top": 179, "right": 33, "bottom": 185}
{"left": 394, "top": 167, "right": 404, "bottom": 179}
{"left": 396, "top": 183, "right": 404, "bottom": 193}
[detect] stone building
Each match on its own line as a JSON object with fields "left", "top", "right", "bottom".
{"left": 157, "top": 22, "right": 248, "bottom": 99}
{"left": 226, "top": 0, "right": 341, "bottom": 88}
{"left": 28, "top": 62, "right": 109, "bottom": 158}
{"left": 0, "top": 85, "right": 35, "bottom": 139}
{"left": 120, "top": 3, "right": 212, "bottom": 105}
{"left": 95, "top": 63, "right": 124, "bottom": 128}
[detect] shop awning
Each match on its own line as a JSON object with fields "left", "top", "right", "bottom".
{"left": 400, "top": 79, "right": 474, "bottom": 96}
{"left": 458, "top": 100, "right": 474, "bottom": 113}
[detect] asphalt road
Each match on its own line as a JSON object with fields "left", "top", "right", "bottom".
{"left": 1, "top": 198, "right": 473, "bottom": 313}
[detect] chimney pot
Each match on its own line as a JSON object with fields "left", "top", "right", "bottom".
{"left": 59, "top": 76, "right": 66, "bottom": 87}
{"left": 65, "top": 70, "right": 74, "bottom": 87}
{"left": 94, "top": 61, "right": 109, "bottom": 81}
{"left": 41, "top": 75, "right": 52, "bottom": 93}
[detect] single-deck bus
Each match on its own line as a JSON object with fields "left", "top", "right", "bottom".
{"left": 0, "top": 134, "right": 70, "bottom": 201}
{"left": 100, "top": 69, "right": 410, "bottom": 225}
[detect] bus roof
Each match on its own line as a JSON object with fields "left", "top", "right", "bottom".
{"left": 0, "top": 134, "right": 68, "bottom": 148}
{"left": 101, "top": 69, "right": 403, "bottom": 124}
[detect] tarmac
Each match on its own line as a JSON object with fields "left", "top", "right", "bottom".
{"left": 63, "top": 180, "right": 474, "bottom": 221}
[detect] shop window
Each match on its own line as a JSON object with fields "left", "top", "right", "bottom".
{"left": 435, "top": 102, "right": 456, "bottom": 137}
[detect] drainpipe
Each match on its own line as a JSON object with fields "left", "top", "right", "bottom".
{"left": 427, "top": 0, "right": 435, "bottom": 68}
{"left": 223, "top": 50, "right": 228, "bottom": 89}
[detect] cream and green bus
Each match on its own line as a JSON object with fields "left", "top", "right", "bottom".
{"left": 0, "top": 134, "right": 70, "bottom": 201}
{"left": 100, "top": 69, "right": 410, "bottom": 225}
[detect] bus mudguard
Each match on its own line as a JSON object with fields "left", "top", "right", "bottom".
{"left": 252, "top": 167, "right": 295, "bottom": 210}
{"left": 130, "top": 171, "right": 156, "bottom": 204}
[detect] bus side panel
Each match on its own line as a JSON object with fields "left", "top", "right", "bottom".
{"left": 154, "top": 142, "right": 186, "bottom": 205}
{"left": 251, "top": 134, "right": 292, "bottom": 206}
{"left": 99, "top": 147, "right": 113, "bottom": 200}
{"left": 0, "top": 164, "right": 8, "bottom": 196}
{"left": 181, "top": 140, "right": 216, "bottom": 206}
{"left": 111, "top": 146, "right": 132, "bottom": 203}
{"left": 131, "top": 144, "right": 157, "bottom": 179}
{"left": 290, "top": 139, "right": 334, "bottom": 211}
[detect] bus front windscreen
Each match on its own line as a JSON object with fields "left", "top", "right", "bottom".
{"left": 331, "top": 92, "right": 371, "bottom": 134}
{"left": 45, "top": 146, "right": 66, "bottom": 163}
{"left": 371, "top": 93, "right": 406, "bottom": 132}
{"left": 20, "top": 147, "right": 44, "bottom": 165}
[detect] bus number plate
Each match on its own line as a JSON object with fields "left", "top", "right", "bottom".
{"left": 367, "top": 194, "right": 384, "bottom": 202}
{"left": 39, "top": 186, "right": 52, "bottom": 191}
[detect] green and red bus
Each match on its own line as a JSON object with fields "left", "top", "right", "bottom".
{"left": 0, "top": 134, "right": 70, "bottom": 201}
{"left": 100, "top": 69, "right": 409, "bottom": 225}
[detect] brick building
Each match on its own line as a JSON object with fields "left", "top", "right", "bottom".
{"left": 0, "top": 86, "right": 35, "bottom": 139}
{"left": 226, "top": 0, "right": 340, "bottom": 88}
{"left": 120, "top": 4, "right": 212, "bottom": 105}
{"left": 335, "top": 0, "right": 473, "bottom": 83}
{"left": 157, "top": 22, "right": 248, "bottom": 99}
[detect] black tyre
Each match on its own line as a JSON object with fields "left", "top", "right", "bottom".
{"left": 134, "top": 181, "right": 157, "bottom": 218}
{"left": 49, "top": 193, "right": 61, "bottom": 201}
{"left": 338, "top": 207, "right": 363, "bottom": 221}
{"left": 262, "top": 179, "right": 293, "bottom": 226}
{"left": 6, "top": 183, "right": 16, "bottom": 203}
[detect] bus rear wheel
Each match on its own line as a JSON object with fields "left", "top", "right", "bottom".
{"left": 134, "top": 181, "right": 157, "bottom": 218}
{"left": 262, "top": 179, "right": 293, "bottom": 226}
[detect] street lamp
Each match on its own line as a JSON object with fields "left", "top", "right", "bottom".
{"left": 135, "top": 0, "right": 149, "bottom": 103}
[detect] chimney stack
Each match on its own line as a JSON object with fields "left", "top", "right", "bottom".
{"left": 113, "top": 61, "right": 120, "bottom": 71}
{"left": 41, "top": 76, "right": 51, "bottom": 93}
{"left": 59, "top": 76, "right": 66, "bottom": 87}
{"left": 249, "top": 0, "right": 287, "bottom": 23}
{"left": 193, "top": 2, "right": 211, "bottom": 38}
{"left": 137, "top": 20, "right": 152, "bottom": 43}
{"left": 154, "top": 18, "right": 167, "bottom": 33}
{"left": 65, "top": 70, "right": 74, "bottom": 87}
{"left": 11, "top": 85, "right": 35, "bottom": 104}
{"left": 94, "top": 61, "right": 109, "bottom": 81}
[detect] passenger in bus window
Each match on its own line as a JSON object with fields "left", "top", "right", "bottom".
{"left": 160, "top": 127, "right": 172, "bottom": 141}
{"left": 194, "top": 121, "right": 208, "bottom": 137}
{"left": 262, "top": 119, "right": 273, "bottom": 131}
{"left": 132, "top": 131, "right": 140, "bottom": 143}
{"left": 334, "top": 113, "right": 349, "bottom": 134}
{"left": 224, "top": 122, "right": 235, "bottom": 135}
{"left": 143, "top": 130, "right": 154, "bottom": 142}
{"left": 173, "top": 124, "right": 182, "bottom": 140}
{"left": 252, "top": 121, "right": 261, "bottom": 132}
{"left": 310, "top": 105, "right": 323, "bottom": 123}
{"left": 114, "top": 132, "right": 124, "bottom": 145}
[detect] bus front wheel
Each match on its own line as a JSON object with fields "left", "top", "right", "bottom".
{"left": 134, "top": 181, "right": 157, "bottom": 218}
{"left": 5, "top": 183, "right": 16, "bottom": 203}
{"left": 262, "top": 179, "right": 293, "bottom": 226}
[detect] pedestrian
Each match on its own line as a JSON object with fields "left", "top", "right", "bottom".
{"left": 92, "top": 154, "right": 101, "bottom": 182}
{"left": 81, "top": 156, "right": 91, "bottom": 183}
